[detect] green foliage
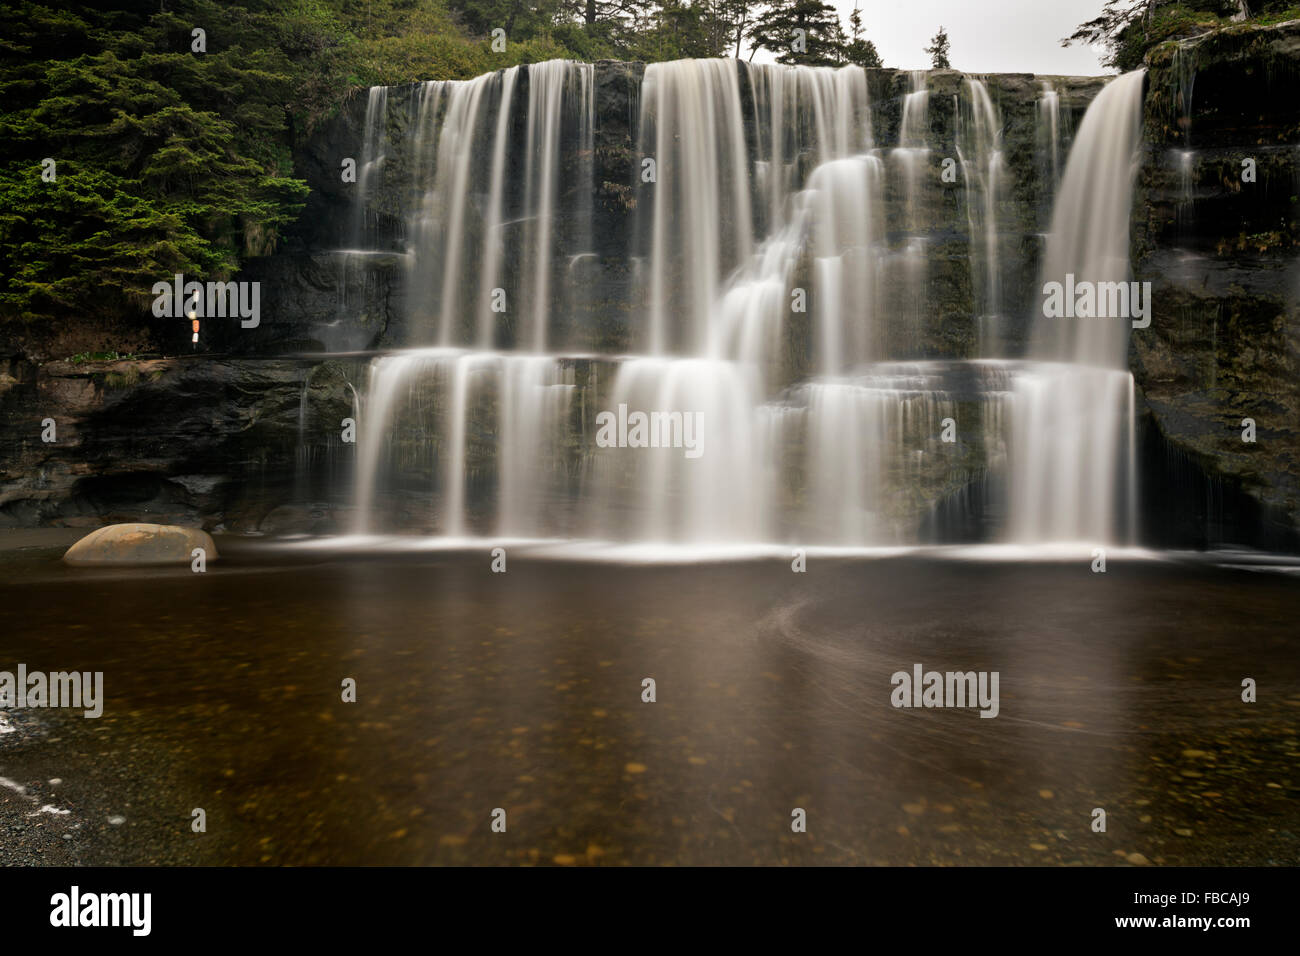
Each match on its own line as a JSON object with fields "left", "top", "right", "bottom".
{"left": 631, "top": 1, "right": 727, "bottom": 59}
{"left": 0, "top": 0, "right": 311, "bottom": 326}
{"left": 745, "top": 0, "right": 881, "bottom": 66}
{"left": 0, "top": 0, "right": 893, "bottom": 339}
{"left": 103, "top": 365, "right": 141, "bottom": 388}
{"left": 69, "top": 350, "right": 140, "bottom": 363}
{"left": 1065, "top": 1, "right": 1300, "bottom": 71}
{"left": 0, "top": 164, "right": 216, "bottom": 321}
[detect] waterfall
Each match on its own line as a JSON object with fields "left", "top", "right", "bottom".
{"left": 351, "top": 86, "right": 389, "bottom": 250}
{"left": 958, "top": 79, "right": 1006, "bottom": 355}
{"left": 895, "top": 71, "right": 930, "bottom": 231}
{"left": 294, "top": 374, "right": 312, "bottom": 505}
{"left": 1031, "top": 70, "right": 1146, "bottom": 368}
{"left": 352, "top": 350, "right": 575, "bottom": 537}
{"left": 889, "top": 71, "right": 930, "bottom": 350}
{"left": 1177, "top": 148, "right": 1197, "bottom": 234}
{"left": 715, "top": 63, "right": 877, "bottom": 372}
{"left": 808, "top": 156, "right": 885, "bottom": 372}
{"left": 344, "top": 59, "right": 1148, "bottom": 552}
{"left": 1037, "top": 81, "right": 1061, "bottom": 200}
{"left": 1010, "top": 70, "right": 1147, "bottom": 545}
{"left": 746, "top": 61, "right": 872, "bottom": 230}
{"left": 798, "top": 363, "right": 1012, "bottom": 546}
{"left": 1007, "top": 363, "right": 1137, "bottom": 543}
{"left": 639, "top": 60, "right": 753, "bottom": 356}
{"left": 475, "top": 68, "right": 519, "bottom": 349}
{"left": 361, "top": 62, "right": 594, "bottom": 349}
{"left": 420, "top": 75, "right": 492, "bottom": 343}
{"left": 519, "top": 61, "right": 571, "bottom": 351}
{"left": 588, "top": 358, "right": 769, "bottom": 544}
{"left": 335, "top": 87, "right": 390, "bottom": 325}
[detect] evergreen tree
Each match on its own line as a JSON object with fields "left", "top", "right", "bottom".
{"left": 845, "top": 2, "right": 883, "bottom": 68}
{"left": 716, "top": 0, "right": 755, "bottom": 57}
{"left": 644, "top": 0, "right": 729, "bottom": 59}
{"left": 0, "top": 1, "right": 312, "bottom": 326}
{"left": 751, "top": 0, "right": 846, "bottom": 66}
{"left": 924, "top": 26, "right": 951, "bottom": 69}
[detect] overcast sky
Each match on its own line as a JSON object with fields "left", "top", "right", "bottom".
{"left": 754, "top": 0, "right": 1114, "bottom": 75}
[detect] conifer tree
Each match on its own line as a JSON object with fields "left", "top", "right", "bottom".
{"left": 751, "top": 0, "right": 847, "bottom": 67}
{"left": 845, "top": 2, "right": 883, "bottom": 68}
{"left": 925, "top": 26, "right": 951, "bottom": 69}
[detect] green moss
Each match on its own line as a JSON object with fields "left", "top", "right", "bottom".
{"left": 69, "top": 351, "right": 138, "bottom": 363}
{"left": 1135, "top": 5, "right": 1300, "bottom": 72}
{"left": 103, "top": 366, "right": 140, "bottom": 388}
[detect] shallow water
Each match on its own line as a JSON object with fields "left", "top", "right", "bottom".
{"left": 0, "top": 541, "right": 1296, "bottom": 865}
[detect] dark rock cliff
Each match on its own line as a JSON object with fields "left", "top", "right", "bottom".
{"left": 1133, "top": 20, "right": 1300, "bottom": 547}
{"left": 0, "top": 356, "right": 360, "bottom": 532}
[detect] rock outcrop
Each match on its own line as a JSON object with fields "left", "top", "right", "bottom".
{"left": 1133, "top": 20, "right": 1300, "bottom": 547}
{"left": 0, "top": 355, "right": 359, "bottom": 533}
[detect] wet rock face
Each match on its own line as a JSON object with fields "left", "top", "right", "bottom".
{"left": 1133, "top": 20, "right": 1300, "bottom": 547}
{"left": 0, "top": 357, "right": 361, "bottom": 532}
{"left": 593, "top": 60, "right": 646, "bottom": 260}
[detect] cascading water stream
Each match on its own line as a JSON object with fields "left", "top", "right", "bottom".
{"left": 889, "top": 71, "right": 931, "bottom": 350}
{"left": 334, "top": 87, "right": 391, "bottom": 326}
{"left": 958, "top": 79, "right": 1006, "bottom": 356}
{"left": 895, "top": 70, "right": 930, "bottom": 233}
{"left": 366, "top": 62, "right": 595, "bottom": 350}
{"left": 1037, "top": 81, "right": 1061, "bottom": 195}
{"left": 639, "top": 60, "right": 753, "bottom": 356}
{"left": 1011, "top": 70, "right": 1147, "bottom": 544}
{"left": 1031, "top": 70, "right": 1147, "bottom": 368}
{"left": 475, "top": 69, "right": 519, "bottom": 349}
{"left": 351, "top": 350, "right": 575, "bottom": 537}
{"left": 716, "top": 63, "right": 877, "bottom": 374}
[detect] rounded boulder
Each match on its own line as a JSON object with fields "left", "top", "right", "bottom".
{"left": 62, "top": 523, "right": 218, "bottom": 566}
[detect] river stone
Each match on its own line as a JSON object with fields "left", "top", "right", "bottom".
{"left": 62, "top": 523, "right": 217, "bottom": 566}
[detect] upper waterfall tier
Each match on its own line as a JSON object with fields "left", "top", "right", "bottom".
{"left": 1031, "top": 69, "right": 1147, "bottom": 369}
{"left": 320, "top": 61, "right": 1108, "bottom": 366}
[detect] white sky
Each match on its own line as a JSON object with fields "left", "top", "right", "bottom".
{"left": 752, "top": 0, "right": 1114, "bottom": 75}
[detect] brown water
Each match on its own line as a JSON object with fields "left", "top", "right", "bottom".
{"left": 1, "top": 541, "right": 1297, "bottom": 866}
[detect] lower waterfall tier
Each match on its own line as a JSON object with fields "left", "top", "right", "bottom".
{"left": 352, "top": 351, "right": 1136, "bottom": 547}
